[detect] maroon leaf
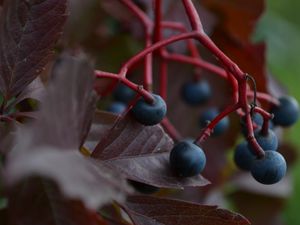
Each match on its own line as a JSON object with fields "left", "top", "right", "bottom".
{"left": 0, "top": 0, "right": 67, "bottom": 98}
{"left": 123, "top": 195, "right": 250, "bottom": 225}
{"left": 8, "top": 177, "right": 108, "bottom": 225}
{"left": 89, "top": 112, "right": 209, "bottom": 188}
{"left": 4, "top": 53, "right": 131, "bottom": 210}
{"left": 33, "top": 53, "right": 97, "bottom": 149}
{"left": 91, "top": 113, "right": 173, "bottom": 160}
{"left": 104, "top": 152, "right": 209, "bottom": 189}
{"left": 14, "top": 76, "right": 45, "bottom": 105}
{"left": 5, "top": 150, "right": 131, "bottom": 209}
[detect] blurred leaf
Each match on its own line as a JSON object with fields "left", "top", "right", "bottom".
{"left": 5, "top": 150, "right": 131, "bottom": 210}
{"left": 203, "top": 0, "right": 265, "bottom": 41}
{"left": 4, "top": 54, "right": 131, "bottom": 210}
{"left": 34, "top": 53, "right": 97, "bottom": 149}
{"left": 0, "top": 0, "right": 67, "bottom": 98}
{"left": 8, "top": 177, "right": 108, "bottom": 225}
{"left": 124, "top": 195, "right": 250, "bottom": 225}
{"left": 203, "top": 0, "right": 267, "bottom": 92}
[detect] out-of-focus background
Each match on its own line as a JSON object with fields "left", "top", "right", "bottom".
{"left": 256, "top": 0, "right": 300, "bottom": 224}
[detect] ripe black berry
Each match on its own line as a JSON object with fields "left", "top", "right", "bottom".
{"left": 113, "top": 84, "right": 135, "bottom": 103}
{"left": 131, "top": 94, "right": 167, "bottom": 126}
{"left": 169, "top": 141, "right": 206, "bottom": 177}
{"left": 234, "top": 142, "right": 256, "bottom": 171}
{"left": 254, "top": 129, "right": 278, "bottom": 151}
{"left": 271, "top": 96, "right": 299, "bottom": 127}
{"left": 199, "top": 108, "right": 229, "bottom": 136}
{"left": 181, "top": 80, "right": 211, "bottom": 105}
{"left": 251, "top": 151, "right": 286, "bottom": 185}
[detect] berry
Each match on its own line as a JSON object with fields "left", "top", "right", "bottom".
{"left": 199, "top": 108, "right": 229, "bottom": 136}
{"left": 254, "top": 129, "right": 278, "bottom": 151}
{"left": 181, "top": 80, "right": 211, "bottom": 105}
{"left": 234, "top": 142, "right": 256, "bottom": 171}
{"left": 251, "top": 151, "right": 287, "bottom": 185}
{"left": 240, "top": 113, "right": 274, "bottom": 136}
{"left": 113, "top": 84, "right": 135, "bottom": 103}
{"left": 131, "top": 94, "right": 167, "bottom": 126}
{"left": 107, "top": 102, "right": 127, "bottom": 114}
{"left": 169, "top": 141, "right": 206, "bottom": 177}
{"left": 271, "top": 96, "right": 299, "bottom": 127}
{"left": 128, "top": 180, "right": 159, "bottom": 194}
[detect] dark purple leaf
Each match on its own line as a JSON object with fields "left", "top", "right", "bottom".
{"left": 89, "top": 112, "right": 209, "bottom": 188}
{"left": 5, "top": 150, "right": 131, "bottom": 209}
{"left": 8, "top": 177, "right": 108, "bottom": 225}
{"left": 0, "top": 0, "right": 67, "bottom": 98}
{"left": 91, "top": 113, "right": 173, "bottom": 160}
{"left": 14, "top": 77, "right": 45, "bottom": 105}
{"left": 104, "top": 152, "right": 209, "bottom": 189}
{"left": 4, "top": 53, "right": 131, "bottom": 210}
{"left": 33, "top": 53, "right": 97, "bottom": 149}
{"left": 123, "top": 195, "right": 250, "bottom": 225}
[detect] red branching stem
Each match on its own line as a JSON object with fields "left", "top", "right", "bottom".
{"left": 159, "top": 59, "right": 168, "bottom": 100}
{"left": 182, "top": 0, "right": 203, "bottom": 31}
{"left": 95, "top": 70, "right": 154, "bottom": 103}
{"left": 144, "top": 31, "right": 153, "bottom": 91}
{"left": 195, "top": 104, "right": 239, "bottom": 145}
{"left": 120, "top": 0, "right": 153, "bottom": 91}
{"left": 154, "top": 0, "right": 163, "bottom": 43}
{"left": 119, "top": 32, "right": 199, "bottom": 76}
{"left": 161, "top": 21, "right": 201, "bottom": 58}
{"left": 252, "top": 106, "right": 273, "bottom": 135}
{"left": 248, "top": 91, "right": 280, "bottom": 106}
{"left": 164, "top": 53, "right": 227, "bottom": 79}
{"left": 119, "top": 0, "right": 152, "bottom": 27}
{"left": 239, "top": 80, "right": 265, "bottom": 158}
{"left": 161, "top": 118, "right": 182, "bottom": 141}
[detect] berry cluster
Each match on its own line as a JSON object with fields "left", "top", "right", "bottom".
{"left": 96, "top": 0, "right": 299, "bottom": 185}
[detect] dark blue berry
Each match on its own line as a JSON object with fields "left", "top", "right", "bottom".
{"left": 254, "top": 129, "right": 278, "bottom": 151}
{"left": 251, "top": 151, "right": 287, "bottom": 184}
{"left": 113, "top": 84, "right": 135, "bottom": 103}
{"left": 234, "top": 142, "right": 256, "bottom": 171}
{"left": 169, "top": 141, "right": 206, "bottom": 177}
{"left": 106, "top": 101, "right": 127, "bottom": 114}
{"left": 181, "top": 80, "right": 211, "bottom": 105}
{"left": 240, "top": 113, "right": 262, "bottom": 134}
{"left": 131, "top": 94, "right": 167, "bottom": 126}
{"left": 271, "top": 96, "right": 299, "bottom": 127}
{"left": 199, "top": 108, "right": 229, "bottom": 136}
{"left": 128, "top": 180, "right": 159, "bottom": 194}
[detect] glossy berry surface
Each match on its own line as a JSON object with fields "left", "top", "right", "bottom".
{"left": 131, "top": 94, "right": 167, "bottom": 126}
{"left": 169, "top": 141, "right": 206, "bottom": 177}
{"left": 271, "top": 96, "right": 299, "bottom": 127}
{"left": 128, "top": 180, "right": 159, "bottom": 194}
{"left": 234, "top": 142, "right": 256, "bottom": 171}
{"left": 181, "top": 80, "right": 211, "bottom": 105}
{"left": 251, "top": 151, "right": 287, "bottom": 185}
{"left": 254, "top": 129, "right": 278, "bottom": 151}
{"left": 199, "top": 108, "right": 229, "bottom": 136}
{"left": 113, "top": 83, "right": 135, "bottom": 103}
{"left": 106, "top": 102, "right": 127, "bottom": 114}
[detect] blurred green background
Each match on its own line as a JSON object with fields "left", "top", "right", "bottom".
{"left": 256, "top": 0, "right": 300, "bottom": 224}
